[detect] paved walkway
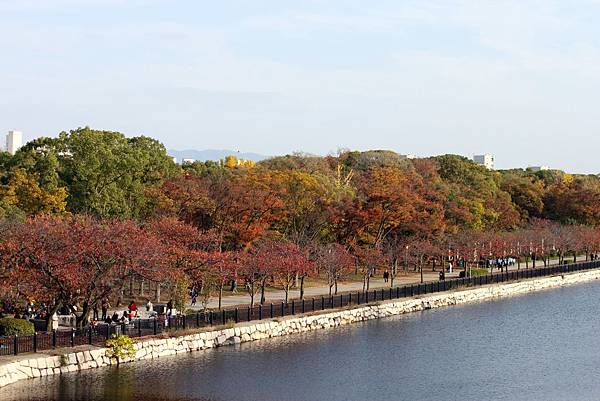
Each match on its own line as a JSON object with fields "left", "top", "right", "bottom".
{"left": 109, "top": 256, "right": 576, "bottom": 315}
{"left": 190, "top": 256, "right": 572, "bottom": 309}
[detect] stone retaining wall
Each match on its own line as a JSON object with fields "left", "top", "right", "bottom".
{"left": 2, "top": 268, "right": 599, "bottom": 389}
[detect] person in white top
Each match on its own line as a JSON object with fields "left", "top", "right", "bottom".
{"left": 51, "top": 312, "right": 59, "bottom": 331}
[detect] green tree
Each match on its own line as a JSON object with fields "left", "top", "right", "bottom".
{"left": 59, "top": 127, "right": 177, "bottom": 218}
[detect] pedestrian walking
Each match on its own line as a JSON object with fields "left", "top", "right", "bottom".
{"left": 146, "top": 299, "right": 153, "bottom": 312}
{"left": 383, "top": 270, "right": 389, "bottom": 283}
{"left": 101, "top": 299, "right": 110, "bottom": 321}
{"left": 167, "top": 299, "right": 173, "bottom": 316}
{"left": 190, "top": 287, "right": 198, "bottom": 306}
{"left": 128, "top": 300, "right": 137, "bottom": 318}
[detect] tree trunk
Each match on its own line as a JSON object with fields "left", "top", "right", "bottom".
{"left": 77, "top": 301, "right": 90, "bottom": 329}
{"left": 300, "top": 275, "right": 305, "bottom": 300}
{"left": 155, "top": 284, "right": 161, "bottom": 303}
{"left": 260, "top": 278, "right": 267, "bottom": 305}
{"left": 390, "top": 257, "right": 397, "bottom": 287}
{"left": 334, "top": 280, "right": 338, "bottom": 295}
{"left": 45, "top": 302, "right": 61, "bottom": 332}
{"left": 218, "top": 284, "right": 223, "bottom": 310}
{"left": 116, "top": 289, "right": 123, "bottom": 307}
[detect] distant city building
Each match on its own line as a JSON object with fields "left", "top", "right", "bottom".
{"left": 473, "top": 154, "right": 494, "bottom": 170}
{"left": 182, "top": 158, "right": 195, "bottom": 164}
{"left": 528, "top": 165, "right": 550, "bottom": 172}
{"left": 5, "top": 130, "right": 22, "bottom": 155}
{"left": 399, "top": 154, "right": 416, "bottom": 159}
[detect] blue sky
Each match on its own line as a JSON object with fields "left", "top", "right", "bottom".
{"left": 2, "top": 0, "right": 600, "bottom": 172}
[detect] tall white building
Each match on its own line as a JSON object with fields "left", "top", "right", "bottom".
{"left": 6, "top": 130, "right": 22, "bottom": 155}
{"left": 473, "top": 154, "right": 494, "bottom": 170}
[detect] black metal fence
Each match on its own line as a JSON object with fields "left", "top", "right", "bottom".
{"left": 2, "top": 259, "right": 600, "bottom": 356}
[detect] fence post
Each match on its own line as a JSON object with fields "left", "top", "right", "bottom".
{"left": 13, "top": 335, "right": 18, "bottom": 356}
{"left": 33, "top": 332, "right": 38, "bottom": 353}
{"left": 235, "top": 308, "right": 239, "bottom": 323}
{"left": 321, "top": 296, "right": 325, "bottom": 310}
{"left": 270, "top": 303, "right": 274, "bottom": 318}
{"left": 281, "top": 302, "right": 285, "bottom": 316}
{"left": 247, "top": 307, "right": 251, "bottom": 321}
{"left": 348, "top": 292, "right": 352, "bottom": 305}
{"left": 153, "top": 318, "right": 157, "bottom": 335}
{"left": 209, "top": 311, "right": 213, "bottom": 326}
{"left": 71, "top": 328, "right": 75, "bottom": 347}
{"left": 302, "top": 300, "right": 305, "bottom": 314}
{"left": 53, "top": 329, "right": 57, "bottom": 348}
{"left": 259, "top": 305, "right": 263, "bottom": 320}
{"left": 291, "top": 300, "right": 295, "bottom": 315}
{"left": 196, "top": 312, "right": 200, "bottom": 327}
{"left": 312, "top": 298, "right": 315, "bottom": 311}
{"left": 222, "top": 310, "right": 226, "bottom": 325}
{"left": 357, "top": 291, "right": 361, "bottom": 305}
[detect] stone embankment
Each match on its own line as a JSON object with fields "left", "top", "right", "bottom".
{"left": 2, "top": 268, "right": 600, "bottom": 388}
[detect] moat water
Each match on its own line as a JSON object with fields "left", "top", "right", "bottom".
{"left": 4, "top": 281, "right": 600, "bottom": 401}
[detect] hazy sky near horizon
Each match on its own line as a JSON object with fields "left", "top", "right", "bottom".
{"left": 2, "top": 0, "right": 600, "bottom": 172}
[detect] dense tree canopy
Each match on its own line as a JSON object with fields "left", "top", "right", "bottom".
{"left": 3, "top": 128, "right": 600, "bottom": 323}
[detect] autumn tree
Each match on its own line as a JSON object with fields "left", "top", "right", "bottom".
{"left": 0, "top": 216, "right": 171, "bottom": 329}
{"left": 354, "top": 246, "right": 388, "bottom": 291}
{"left": 315, "top": 243, "right": 354, "bottom": 295}
{"left": 267, "top": 240, "right": 313, "bottom": 303}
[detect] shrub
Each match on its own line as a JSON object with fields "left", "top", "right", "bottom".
{"left": 105, "top": 334, "right": 136, "bottom": 365}
{"left": 0, "top": 318, "right": 35, "bottom": 336}
{"left": 468, "top": 268, "right": 489, "bottom": 277}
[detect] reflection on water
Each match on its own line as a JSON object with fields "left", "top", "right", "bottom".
{"left": 4, "top": 281, "right": 600, "bottom": 401}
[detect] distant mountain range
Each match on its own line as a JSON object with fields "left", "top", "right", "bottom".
{"left": 168, "top": 149, "right": 269, "bottom": 163}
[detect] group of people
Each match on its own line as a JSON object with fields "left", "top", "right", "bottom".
{"left": 96, "top": 300, "right": 139, "bottom": 326}
{"left": 485, "top": 257, "right": 517, "bottom": 269}
{"left": 0, "top": 300, "right": 53, "bottom": 322}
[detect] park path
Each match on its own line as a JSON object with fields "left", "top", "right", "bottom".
{"left": 110, "top": 256, "right": 573, "bottom": 316}
{"left": 188, "top": 256, "right": 570, "bottom": 309}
